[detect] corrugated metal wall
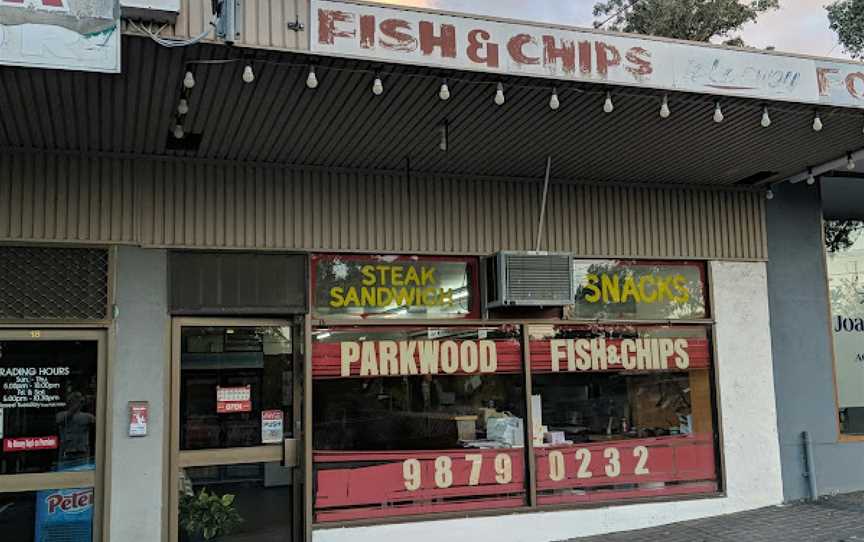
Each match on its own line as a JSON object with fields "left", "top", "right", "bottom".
{"left": 0, "top": 152, "right": 767, "bottom": 259}
{"left": 125, "top": 0, "right": 309, "bottom": 51}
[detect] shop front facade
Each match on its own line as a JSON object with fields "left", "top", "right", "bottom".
{"left": 2, "top": 1, "right": 864, "bottom": 541}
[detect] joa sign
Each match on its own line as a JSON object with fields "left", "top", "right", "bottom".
{"left": 312, "top": 254, "right": 479, "bottom": 319}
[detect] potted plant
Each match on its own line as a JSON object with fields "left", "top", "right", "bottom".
{"left": 179, "top": 488, "right": 243, "bottom": 541}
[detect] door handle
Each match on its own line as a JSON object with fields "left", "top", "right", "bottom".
{"left": 282, "top": 438, "right": 299, "bottom": 467}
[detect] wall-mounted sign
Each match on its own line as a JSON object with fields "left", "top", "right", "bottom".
{"left": 128, "top": 401, "right": 148, "bottom": 437}
{"left": 313, "top": 254, "right": 478, "bottom": 319}
{"left": 568, "top": 261, "right": 707, "bottom": 320}
{"left": 0, "top": 0, "right": 120, "bottom": 73}
{"left": 216, "top": 385, "right": 251, "bottom": 414}
{"left": 311, "top": 0, "right": 864, "bottom": 110}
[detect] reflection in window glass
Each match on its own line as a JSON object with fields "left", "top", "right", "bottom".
{"left": 529, "top": 325, "right": 718, "bottom": 505}
{"left": 0, "top": 341, "right": 98, "bottom": 475}
{"left": 180, "top": 327, "right": 293, "bottom": 450}
{"left": 178, "top": 463, "right": 293, "bottom": 542}
{"left": 0, "top": 488, "right": 94, "bottom": 542}
{"left": 826, "top": 219, "right": 864, "bottom": 434}
{"left": 312, "top": 326, "right": 527, "bottom": 522}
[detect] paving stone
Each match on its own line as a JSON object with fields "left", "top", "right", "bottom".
{"left": 562, "top": 493, "right": 864, "bottom": 542}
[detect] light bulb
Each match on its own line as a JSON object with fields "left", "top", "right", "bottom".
{"left": 659, "top": 95, "right": 670, "bottom": 119}
{"left": 183, "top": 71, "right": 195, "bottom": 89}
{"left": 761, "top": 107, "right": 771, "bottom": 128}
{"left": 173, "top": 123, "right": 184, "bottom": 139}
{"left": 439, "top": 81, "right": 450, "bottom": 101}
{"left": 306, "top": 67, "right": 319, "bottom": 89}
{"left": 812, "top": 113, "right": 823, "bottom": 132}
{"left": 848, "top": 154, "right": 856, "bottom": 170}
{"left": 242, "top": 65, "right": 254, "bottom": 83}
{"left": 177, "top": 99, "right": 189, "bottom": 116}
{"left": 603, "top": 92, "right": 614, "bottom": 113}
{"left": 494, "top": 83, "right": 505, "bottom": 106}
{"left": 549, "top": 88, "right": 560, "bottom": 110}
{"left": 713, "top": 102, "right": 724, "bottom": 123}
{"left": 372, "top": 76, "right": 384, "bottom": 96}
{"left": 439, "top": 125, "right": 448, "bottom": 152}
{"left": 766, "top": 189, "right": 774, "bottom": 200}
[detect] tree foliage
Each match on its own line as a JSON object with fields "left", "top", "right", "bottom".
{"left": 827, "top": 0, "right": 864, "bottom": 60}
{"left": 592, "top": 0, "right": 779, "bottom": 44}
{"left": 825, "top": 220, "right": 864, "bottom": 254}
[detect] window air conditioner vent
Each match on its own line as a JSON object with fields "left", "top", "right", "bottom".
{"left": 486, "top": 252, "right": 573, "bottom": 308}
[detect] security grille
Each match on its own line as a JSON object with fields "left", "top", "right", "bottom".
{"left": 0, "top": 246, "right": 109, "bottom": 320}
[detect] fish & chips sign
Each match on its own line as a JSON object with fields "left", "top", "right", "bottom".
{"left": 312, "top": 0, "right": 864, "bottom": 110}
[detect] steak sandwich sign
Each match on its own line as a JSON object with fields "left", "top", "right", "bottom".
{"left": 312, "top": 0, "right": 864, "bottom": 110}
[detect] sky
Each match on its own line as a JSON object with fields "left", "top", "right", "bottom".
{"left": 377, "top": 0, "right": 851, "bottom": 60}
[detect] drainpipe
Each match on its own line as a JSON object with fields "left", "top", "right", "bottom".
{"left": 802, "top": 431, "right": 818, "bottom": 501}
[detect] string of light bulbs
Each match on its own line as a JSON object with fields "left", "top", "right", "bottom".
{"left": 170, "top": 58, "right": 864, "bottom": 197}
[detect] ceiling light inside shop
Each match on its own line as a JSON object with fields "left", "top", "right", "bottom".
{"left": 848, "top": 153, "right": 856, "bottom": 170}
{"left": 807, "top": 168, "right": 816, "bottom": 185}
{"left": 183, "top": 71, "right": 195, "bottom": 89}
{"left": 766, "top": 189, "right": 774, "bottom": 200}
{"left": 177, "top": 99, "right": 189, "bottom": 116}
{"left": 172, "top": 123, "right": 184, "bottom": 139}
{"left": 603, "top": 92, "right": 614, "bottom": 113}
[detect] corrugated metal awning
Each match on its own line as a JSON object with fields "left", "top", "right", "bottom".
{"left": 0, "top": 35, "right": 861, "bottom": 187}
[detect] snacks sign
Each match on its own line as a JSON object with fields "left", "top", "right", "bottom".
{"left": 569, "top": 261, "right": 707, "bottom": 320}
{"left": 313, "top": 254, "right": 477, "bottom": 319}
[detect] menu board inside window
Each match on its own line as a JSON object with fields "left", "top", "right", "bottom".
{"left": 312, "top": 254, "right": 479, "bottom": 319}
{"left": 568, "top": 261, "right": 707, "bottom": 321}
{"left": 528, "top": 324, "right": 718, "bottom": 505}
{"left": 311, "top": 325, "right": 526, "bottom": 522}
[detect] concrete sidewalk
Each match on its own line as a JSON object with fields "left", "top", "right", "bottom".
{"left": 564, "top": 493, "right": 864, "bottom": 542}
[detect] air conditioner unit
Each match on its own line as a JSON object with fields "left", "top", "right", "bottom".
{"left": 485, "top": 252, "right": 574, "bottom": 308}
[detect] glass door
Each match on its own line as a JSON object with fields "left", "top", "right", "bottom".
{"left": 0, "top": 329, "right": 106, "bottom": 542}
{"left": 170, "top": 319, "right": 302, "bottom": 542}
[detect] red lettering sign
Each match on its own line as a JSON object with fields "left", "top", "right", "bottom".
{"left": 314, "top": 448, "right": 525, "bottom": 522}
{"left": 3, "top": 435, "right": 59, "bottom": 452}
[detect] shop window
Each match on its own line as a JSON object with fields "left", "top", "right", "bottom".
{"left": 528, "top": 324, "right": 719, "bottom": 505}
{"left": 179, "top": 327, "right": 293, "bottom": 450}
{"left": 0, "top": 488, "right": 95, "bottom": 542}
{"left": 0, "top": 341, "right": 98, "bottom": 475}
{"left": 312, "top": 254, "right": 479, "bottom": 320}
{"left": 312, "top": 325, "right": 527, "bottom": 522}
{"left": 825, "top": 219, "right": 864, "bottom": 435}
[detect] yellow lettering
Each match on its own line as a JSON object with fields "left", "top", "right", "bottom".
{"left": 601, "top": 274, "right": 620, "bottom": 303}
{"left": 376, "top": 265, "right": 390, "bottom": 285}
{"left": 394, "top": 287, "right": 418, "bottom": 307}
{"left": 673, "top": 274, "right": 691, "bottom": 303}
{"left": 361, "top": 265, "right": 376, "bottom": 286}
{"left": 360, "top": 287, "right": 376, "bottom": 307}
{"left": 329, "top": 287, "right": 345, "bottom": 308}
{"left": 638, "top": 276, "right": 657, "bottom": 303}
{"left": 656, "top": 276, "right": 674, "bottom": 301}
{"left": 391, "top": 266, "right": 404, "bottom": 286}
{"left": 405, "top": 266, "right": 421, "bottom": 286}
{"left": 422, "top": 287, "right": 438, "bottom": 305}
{"left": 344, "top": 287, "right": 361, "bottom": 307}
{"left": 377, "top": 288, "right": 394, "bottom": 307}
{"left": 583, "top": 275, "right": 601, "bottom": 303}
{"left": 621, "top": 275, "right": 640, "bottom": 303}
{"left": 421, "top": 266, "right": 436, "bottom": 286}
